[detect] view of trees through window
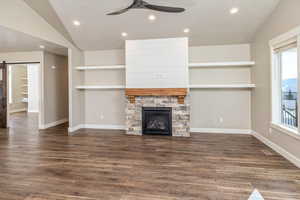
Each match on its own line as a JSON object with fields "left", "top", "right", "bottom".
{"left": 280, "top": 47, "right": 298, "bottom": 128}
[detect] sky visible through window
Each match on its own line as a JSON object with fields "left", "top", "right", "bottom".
{"left": 282, "top": 48, "right": 297, "bottom": 80}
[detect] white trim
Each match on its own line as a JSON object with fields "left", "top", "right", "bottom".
{"left": 76, "top": 85, "right": 125, "bottom": 90}
{"left": 27, "top": 110, "right": 39, "bottom": 113}
{"left": 190, "top": 128, "right": 252, "bottom": 134}
{"left": 189, "top": 61, "right": 255, "bottom": 68}
{"left": 9, "top": 108, "right": 27, "bottom": 114}
{"left": 76, "top": 65, "right": 125, "bottom": 70}
{"left": 252, "top": 131, "right": 300, "bottom": 168}
{"left": 269, "top": 25, "right": 300, "bottom": 46}
{"left": 68, "top": 124, "right": 83, "bottom": 133}
{"left": 82, "top": 124, "right": 127, "bottom": 130}
{"left": 270, "top": 122, "right": 300, "bottom": 140}
{"left": 40, "top": 118, "right": 68, "bottom": 129}
{"left": 189, "top": 84, "right": 256, "bottom": 89}
{"left": 68, "top": 124, "right": 127, "bottom": 133}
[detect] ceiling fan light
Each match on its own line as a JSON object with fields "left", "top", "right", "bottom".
{"left": 148, "top": 14, "right": 156, "bottom": 21}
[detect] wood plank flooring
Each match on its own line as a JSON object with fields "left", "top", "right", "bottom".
{"left": 0, "top": 112, "right": 300, "bottom": 200}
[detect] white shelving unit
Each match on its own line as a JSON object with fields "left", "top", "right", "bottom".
{"left": 189, "top": 61, "right": 255, "bottom": 68}
{"left": 189, "top": 84, "right": 256, "bottom": 89}
{"left": 76, "top": 65, "right": 125, "bottom": 70}
{"left": 76, "top": 85, "right": 125, "bottom": 90}
{"left": 75, "top": 61, "right": 256, "bottom": 90}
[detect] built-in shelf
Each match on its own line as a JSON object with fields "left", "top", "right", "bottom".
{"left": 76, "top": 84, "right": 255, "bottom": 90}
{"left": 76, "top": 65, "right": 125, "bottom": 70}
{"left": 76, "top": 85, "right": 125, "bottom": 90}
{"left": 189, "top": 84, "right": 256, "bottom": 89}
{"left": 22, "top": 92, "right": 28, "bottom": 95}
{"left": 76, "top": 61, "right": 255, "bottom": 70}
{"left": 189, "top": 61, "right": 255, "bottom": 68}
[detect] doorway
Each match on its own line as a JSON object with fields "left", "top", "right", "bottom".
{"left": 7, "top": 63, "right": 40, "bottom": 129}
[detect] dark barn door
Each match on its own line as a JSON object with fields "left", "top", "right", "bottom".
{"left": 0, "top": 62, "right": 7, "bottom": 128}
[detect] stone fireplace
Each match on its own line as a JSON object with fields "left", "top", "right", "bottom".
{"left": 125, "top": 90, "right": 190, "bottom": 137}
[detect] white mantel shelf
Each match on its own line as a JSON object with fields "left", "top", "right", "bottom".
{"left": 189, "top": 84, "right": 256, "bottom": 89}
{"left": 76, "top": 65, "right": 125, "bottom": 70}
{"left": 189, "top": 61, "right": 255, "bottom": 68}
{"left": 76, "top": 85, "right": 125, "bottom": 90}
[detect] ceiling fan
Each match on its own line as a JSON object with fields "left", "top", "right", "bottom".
{"left": 107, "top": 0, "right": 185, "bottom": 15}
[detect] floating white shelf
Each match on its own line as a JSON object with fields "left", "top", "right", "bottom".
{"left": 189, "top": 84, "right": 256, "bottom": 89}
{"left": 76, "top": 65, "right": 125, "bottom": 70}
{"left": 76, "top": 85, "right": 125, "bottom": 90}
{"left": 189, "top": 61, "right": 255, "bottom": 68}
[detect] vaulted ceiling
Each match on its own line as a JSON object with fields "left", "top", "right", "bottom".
{"left": 0, "top": 26, "right": 67, "bottom": 55}
{"left": 24, "top": 0, "right": 280, "bottom": 50}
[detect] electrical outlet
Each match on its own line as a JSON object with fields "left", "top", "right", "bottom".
{"left": 100, "top": 114, "right": 104, "bottom": 120}
{"left": 219, "top": 117, "right": 224, "bottom": 123}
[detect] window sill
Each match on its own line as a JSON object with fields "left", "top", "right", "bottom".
{"left": 270, "top": 122, "right": 300, "bottom": 140}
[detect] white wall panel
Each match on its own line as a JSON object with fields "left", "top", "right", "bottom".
{"left": 126, "top": 38, "right": 188, "bottom": 88}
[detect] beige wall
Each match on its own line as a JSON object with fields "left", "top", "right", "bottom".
{"left": 83, "top": 44, "right": 252, "bottom": 130}
{"left": 9, "top": 65, "right": 27, "bottom": 112}
{"left": 43, "top": 52, "right": 68, "bottom": 124}
{"left": 251, "top": 0, "right": 300, "bottom": 159}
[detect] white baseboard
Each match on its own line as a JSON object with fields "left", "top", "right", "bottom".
{"left": 83, "top": 124, "right": 126, "bottom": 130}
{"left": 190, "top": 128, "right": 252, "bottom": 135}
{"left": 28, "top": 110, "right": 39, "bottom": 113}
{"left": 68, "top": 124, "right": 83, "bottom": 133}
{"left": 252, "top": 131, "right": 300, "bottom": 168}
{"left": 9, "top": 108, "right": 27, "bottom": 114}
{"left": 40, "top": 118, "right": 68, "bottom": 130}
{"left": 68, "top": 124, "right": 126, "bottom": 133}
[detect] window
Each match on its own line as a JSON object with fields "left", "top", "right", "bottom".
{"left": 272, "top": 39, "right": 299, "bottom": 130}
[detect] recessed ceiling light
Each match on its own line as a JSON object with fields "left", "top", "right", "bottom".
{"left": 121, "top": 32, "right": 128, "bottom": 37}
{"left": 39, "top": 45, "right": 45, "bottom": 49}
{"left": 230, "top": 7, "right": 239, "bottom": 14}
{"left": 183, "top": 28, "right": 190, "bottom": 33}
{"left": 73, "top": 20, "right": 81, "bottom": 26}
{"left": 148, "top": 14, "right": 156, "bottom": 21}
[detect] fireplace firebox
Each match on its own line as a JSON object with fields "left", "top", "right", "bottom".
{"left": 142, "top": 107, "right": 172, "bottom": 136}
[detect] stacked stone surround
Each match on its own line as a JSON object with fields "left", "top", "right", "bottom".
{"left": 125, "top": 95, "right": 190, "bottom": 137}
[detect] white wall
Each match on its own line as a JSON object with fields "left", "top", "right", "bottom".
{"left": 126, "top": 38, "right": 188, "bottom": 88}
{"left": 82, "top": 44, "right": 252, "bottom": 130}
{"left": 251, "top": 0, "right": 300, "bottom": 164}
{"left": 27, "top": 64, "right": 39, "bottom": 113}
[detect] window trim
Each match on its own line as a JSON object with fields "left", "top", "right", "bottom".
{"left": 270, "top": 27, "right": 300, "bottom": 138}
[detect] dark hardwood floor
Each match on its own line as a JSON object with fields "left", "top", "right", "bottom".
{"left": 0, "top": 112, "right": 299, "bottom": 199}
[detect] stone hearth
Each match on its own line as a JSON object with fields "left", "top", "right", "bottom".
{"left": 126, "top": 96, "right": 190, "bottom": 137}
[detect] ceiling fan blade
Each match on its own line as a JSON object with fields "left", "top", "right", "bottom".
{"left": 144, "top": 4, "right": 185, "bottom": 13}
{"left": 107, "top": 8, "right": 130, "bottom": 15}
{"left": 107, "top": 0, "right": 139, "bottom": 15}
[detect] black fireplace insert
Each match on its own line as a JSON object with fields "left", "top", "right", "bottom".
{"left": 142, "top": 107, "right": 172, "bottom": 136}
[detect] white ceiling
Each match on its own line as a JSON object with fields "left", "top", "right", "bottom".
{"left": 48, "top": 0, "right": 280, "bottom": 50}
{"left": 0, "top": 26, "right": 68, "bottom": 56}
